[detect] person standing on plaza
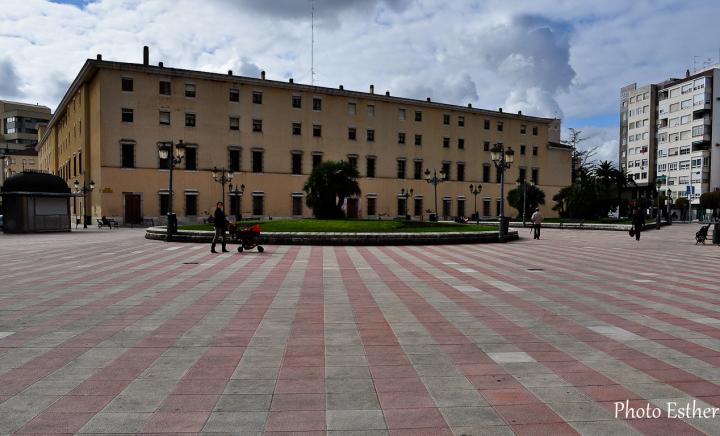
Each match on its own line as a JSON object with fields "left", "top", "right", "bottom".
{"left": 632, "top": 206, "right": 645, "bottom": 241}
{"left": 211, "top": 201, "right": 229, "bottom": 253}
{"left": 530, "top": 207, "right": 544, "bottom": 239}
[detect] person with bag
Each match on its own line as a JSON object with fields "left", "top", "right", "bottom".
{"left": 530, "top": 208, "right": 543, "bottom": 240}
{"left": 631, "top": 207, "right": 645, "bottom": 241}
{"left": 211, "top": 201, "right": 229, "bottom": 253}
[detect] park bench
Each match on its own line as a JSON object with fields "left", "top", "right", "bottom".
{"left": 97, "top": 218, "right": 119, "bottom": 229}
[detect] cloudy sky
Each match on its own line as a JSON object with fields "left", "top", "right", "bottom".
{"left": 2, "top": 0, "right": 719, "bottom": 163}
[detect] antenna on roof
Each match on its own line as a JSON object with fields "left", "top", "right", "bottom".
{"left": 311, "top": 0, "right": 315, "bottom": 85}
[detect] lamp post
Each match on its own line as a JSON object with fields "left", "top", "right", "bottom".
{"left": 667, "top": 188, "right": 672, "bottom": 225}
{"left": 469, "top": 184, "right": 482, "bottom": 224}
{"left": 73, "top": 179, "right": 95, "bottom": 229}
{"left": 211, "top": 167, "right": 234, "bottom": 207}
{"left": 399, "top": 188, "right": 413, "bottom": 219}
{"left": 228, "top": 183, "right": 245, "bottom": 220}
{"left": 424, "top": 168, "right": 446, "bottom": 221}
{"left": 516, "top": 179, "right": 533, "bottom": 227}
{"left": 158, "top": 140, "right": 186, "bottom": 242}
{"left": 490, "top": 143, "right": 515, "bottom": 239}
{"left": 655, "top": 178, "right": 662, "bottom": 229}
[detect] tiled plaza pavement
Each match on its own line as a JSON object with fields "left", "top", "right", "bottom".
{"left": 0, "top": 225, "right": 719, "bottom": 435}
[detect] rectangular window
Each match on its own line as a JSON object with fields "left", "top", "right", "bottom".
{"left": 394, "top": 132, "right": 404, "bottom": 145}
{"left": 484, "top": 120, "right": 490, "bottom": 130}
{"left": 159, "top": 80, "right": 171, "bottom": 95}
{"left": 483, "top": 165, "right": 490, "bottom": 183}
{"left": 415, "top": 111, "right": 422, "bottom": 122}
{"left": 367, "top": 197, "right": 377, "bottom": 216}
{"left": 443, "top": 137, "right": 450, "bottom": 148}
{"left": 457, "top": 163, "right": 465, "bottom": 181}
{"left": 291, "top": 153, "right": 302, "bottom": 175}
{"left": 252, "top": 195, "right": 264, "bottom": 216}
{"left": 229, "top": 117, "right": 240, "bottom": 131}
{"left": 414, "top": 161, "right": 423, "bottom": 180}
{"left": 230, "top": 195, "right": 240, "bottom": 217}
{"left": 367, "top": 105, "right": 375, "bottom": 118}
{"left": 497, "top": 121, "right": 503, "bottom": 132}
{"left": 159, "top": 110, "right": 170, "bottom": 125}
{"left": 414, "top": 134, "right": 422, "bottom": 146}
{"left": 159, "top": 193, "right": 169, "bottom": 216}
{"left": 292, "top": 196, "right": 303, "bottom": 216}
{"left": 347, "top": 156, "right": 357, "bottom": 170}
{"left": 531, "top": 168, "right": 539, "bottom": 185}
{"left": 366, "top": 129, "right": 374, "bottom": 142}
{"left": 184, "top": 148, "right": 197, "bottom": 170}
{"left": 366, "top": 157, "right": 376, "bottom": 178}
{"left": 495, "top": 165, "right": 502, "bottom": 183}
{"left": 159, "top": 153, "right": 169, "bottom": 169}
{"left": 293, "top": 123, "right": 302, "bottom": 135}
{"left": 185, "top": 194, "right": 198, "bottom": 216}
{"left": 443, "top": 198, "right": 452, "bottom": 218}
{"left": 185, "top": 83, "right": 196, "bottom": 98}
{"left": 348, "top": 102, "right": 356, "bottom": 115}
{"left": 520, "top": 145, "right": 526, "bottom": 155}
{"left": 312, "top": 154, "right": 322, "bottom": 170}
{"left": 252, "top": 119, "right": 262, "bottom": 132}
{"left": 122, "top": 108, "right": 133, "bottom": 123}
{"left": 483, "top": 199, "right": 491, "bottom": 217}
{"left": 185, "top": 113, "right": 196, "bottom": 127}
{"left": 414, "top": 198, "right": 423, "bottom": 216}
{"left": 252, "top": 91, "right": 263, "bottom": 104}
{"left": 313, "top": 97, "right": 322, "bottom": 111}
{"left": 121, "top": 77, "right": 133, "bottom": 92}
{"left": 292, "top": 95, "right": 302, "bottom": 108}
{"left": 458, "top": 116, "right": 465, "bottom": 127}
{"left": 397, "top": 159, "right": 406, "bottom": 179}
{"left": 519, "top": 167, "right": 527, "bottom": 181}
{"left": 229, "top": 88, "right": 239, "bottom": 102}
{"left": 313, "top": 124, "right": 322, "bottom": 137}
{"left": 533, "top": 146, "right": 538, "bottom": 156}
{"left": 520, "top": 124, "right": 526, "bottom": 134}
{"left": 443, "top": 114, "right": 450, "bottom": 125}
{"left": 458, "top": 138, "right": 464, "bottom": 149}
{"left": 484, "top": 141, "right": 490, "bottom": 151}
{"left": 532, "top": 126, "right": 538, "bottom": 136}
{"left": 229, "top": 149, "right": 240, "bottom": 172}
{"left": 398, "top": 109, "right": 406, "bottom": 120}
{"left": 121, "top": 143, "right": 134, "bottom": 168}
{"left": 457, "top": 199, "right": 466, "bottom": 218}
{"left": 252, "top": 150, "right": 263, "bottom": 173}
{"left": 397, "top": 198, "right": 407, "bottom": 217}
{"left": 442, "top": 162, "right": 451, "bottom": 180}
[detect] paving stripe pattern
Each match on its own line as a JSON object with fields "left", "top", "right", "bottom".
{"left": 0, "top": 226, "right": 719, "bottom": 435}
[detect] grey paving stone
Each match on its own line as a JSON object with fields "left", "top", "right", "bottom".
{"left": 78, "top": 412, "right": 152, "bottom": 433}
{"left": 327, "top": 392, "right": 381, "bottom": 410}
{"left": 230, "top": 366, "right": 280, "bottom": 380}
{"left": 213, "top": 394, "right": 272, "bottom": 412}
{"left": 102, "top": 392, "right": 168, "bottom": 413}
{"left": 224, "top": 379, "right": 276, "bottom": 394}
{"left": 326, "top": 378, "right": 376, "bottom": 393}
{"left": 440, "top": 406, "right": 506, "bottom": 427}
{"left": 570, "top": 421, "right": 643, "bottom": 436}
{"left": 528, "top": 386, "right": 592, "bottom": 403}
{"left": 430, "top": 389, "right": 488, "bottom": 407}
{"left": 202, "top": 411, "right": 268, "bottom": 432}
{"left": 326, "top": 409, "right": 386, "bottom": 430}
{"left": 326, "top": 366, "right": 372, "bottom": 379}
{"left": 451, "top": 425, "right": 515, "bottom": 436}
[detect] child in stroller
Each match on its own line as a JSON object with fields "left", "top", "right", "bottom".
{"left": 696, "top": 224, "right": 710, "bottom": 245}
{"left": 230, "top": 223, "right": 264, "bottom": 253}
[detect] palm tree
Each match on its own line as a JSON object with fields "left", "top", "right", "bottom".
{"left": 303, "top": 160, "right": 361, "bottom": 219}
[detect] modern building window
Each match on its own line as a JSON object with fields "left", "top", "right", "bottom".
{"left": 414, "top": 161, "right": 423, "bottom": 180}
{"left": 313, "top": 124, "right": 322, "bottom": 137}
{"left": 348, "top": 102, "right": 356, "bottom": 115}
{"left": 252, "top": 91, "right": 263, "bottom": 104}
{"left": 252, "top": 119, "right": 263, "bottom": 132}
{"left": 398, "top": 132, "right": 406, "bottom": 144}
{"left": 185, "top": 194, "right": 198, "bottom": 216}
{"left": 532, "top": 126, "right": 538, "bottom": 136}
{"left": 367, "top": 197, "right": 377, "bottom": 216}
{"left": 367, "top": 129, "right": 375, "bottom": 142}
{"left": 185, "top": 83, "right": 196, "bottom": 98}
{"left": 484, "top": 120, "right": 490, "bottom": 129}
{"left": 366, "top": 156, "right": 376, "bottom": 178}
{"left": 252, "top": 194, "right": 264, "bottom": 216}
{"left": 159, "top": 110, "right": 170, "bottom": 125}
{"left": 121, "top": 108, "right": 133, "bottom": 123}
{"left": 532, "top": 146, "right": 538, "bottom": 156}
{"left": 121, "top": 77, "right": 133, "bottom": 92}
{"left": 458, "top": 138, "right": 465, "bottom": 149}
{"left": 484, "top": 141, "right": 490, "bottom": 151}
{"left": 252, "top": 150, "right": 263, "bottom": 173}
{"left": 312, "top": 153, "right": 322, "bottom": 170}
{"left": 442, "top": 162, "right": 451, "bottom": 180}
{"left": 185, "top": 113, "right": 196, "bottom": 127}
{"left": 457, "top": 163, "right": 465, "bottom": 181}
{"left": 398, "top": 109, "right": 406, "bottom": 120}
{"left": 229, "top": 149, "right": 241, "bottom": 172}
{"left": 483, "top": 164, "right": 490, "bottom": 183}
{"left": 184, "top": 148, "right": 197, "bottom": 170}
{"left": 497, "top": 121, "right": 504, "bottom": 132}
{"left": 291, "top": 153, "right": 302, "bottom": 175}
{"left": 159, "top": 80, "right": 171, "bottom": 95}
{"left": 292, "top": 195, "right": 303, "bottom": 216}
{"left": 415, "top": 110, "right": 422, "bottom": 122}
{"left": 313, "top": 97, "right": 322, "bottom": 111}
{"left": 443, "top": 114, "right": 450, "bottom": 125}
{"left": 229, "top": 88, "right": 239, "bottom": 102}
{"left": 458, "top": 116, "right": 465, "bottom": 127}
{"left": 531, "top": 168, "right": 539, "bottom": 185}
{"left": 121, "top": 143, "right": 134, "bottom": 168}
{"left": 348, "top": 127, "right": 357, "bottom": 140}
{"left": 443, "top": 137, "right": 450, "bottom": 148}
{"left": 397, "top": 159, "right": 406, "bottom": 179}
{"left": 159, "top": 193, "right": 169, "bottom": 215}
{"left": 347, "top": 155, "right": 358, "bottom": 170}
{"left": 367, "top": 105, "right": 375, "bottom": 118}
{"left": 414, "top": 198, "right": 423, "bottom": 216}
{"left": 414, "top": 134, "right": 422, "bottom": 146}
{"left": 229, "top": 117, "right": 240, "bottom": 131}
{"left": 292, "top": 123, "right": 302, "bottom": 135}
{"left": 520, "top": 145, "right": 526, "bottom": 155}
{"left": 292, "top": 95, "right": 302, "bottom": 108}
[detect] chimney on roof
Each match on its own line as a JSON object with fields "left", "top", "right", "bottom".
{"left": 499, "top": 107, "right": 503, "bottom": 112}
{"left": 261, "top": 71, "right": 266, "bottom": 80}
{"left": 143, "top": 46, "right": 149, "bottom": 65}
{"left": 289, "top": 78, "right": 294, "bottom": 83}
{"left": 158, "top": 61, "right": 163, "bottom": 68}
{"left": 468, "top": 103, "right": 472, "bottom": 108}
{"left": 426, "top": 97, "right": 431, "bottom": 102}
{"left": 518, "top": 110, "right": 522, "bottom": 115}
{"left": 370, "top": 84, "right": 374, "bottom": 94}
{"left": 228, "top": 70, "right": 233, "bottom": 75}
{"left": 385, "top": 91, "right": 390, "bottom": 96}
{"left": 686, "top": 69, "right": 690, "bottom": 77}
{"left": 96, "top": 54, "right": 102, "bottom": 60}
{"left": 339, "top": 85, "right": 344, "bottom": 90}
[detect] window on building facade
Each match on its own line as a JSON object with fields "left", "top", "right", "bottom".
{"left": 532, "top": 146, "right": 539, "bottom": 156}
{"left": 414, "top": 160, "right": 423, "bottom": 180}
{"left": 292, "top": 95, "right": 302, "bottom": 108}
{"left": 532, "top": 126, "right": 538, "bottom": 136}
{"left": 185, "top": 113, "right": 196, "bottom": 127}
{"left": 159, "top": 80, "right": 171, "bottom": 95}
{"left": 484, "top": 120, "right": 490, "bottom": 130}
{"left": 443, "top": 137, "right": 450, "bottom": 148}
{"left": 121, "top": 77, "right": 133, "bottom": 92}
{"left": 185, "top": 194, "right": 198, "bottom": 216}
{"left": 159, "top": 111, "right": 170, "bottom": 125}
{"left": 457, "top": 198, "right": 466, "bottom": 218}
{"left": 531, "top": 168, "right": 539, "bottom": 185}
{"left": 414, "top": 198, "right": 423, "bottom": 216}
{"left": 414, "top": 134, "right": 422, "bottom": 146}
{"left": 252, "top": 91, "right": 263, "bottom": 104}
{"left": 229, "top": 117, "right": 240, "bottom": 131}
{"left": 520, "top": 124, "right": 527, "bottom": 134}
{"left": 366, "top": 156, "right": 376, "bottom": 178}
{"left": 347, "top": 155, "right": 357, "bottom": 170}
{"left": 483, "top": 199, "right": 491, "bottom": 217}
{"left": 185, "top": 83, "right": 196, "bottom": 98}
{"left": 159, "top": 193, "right": 169, "bottom": 215}
{"left": 483, "top": 164, "right": 490, "bottom": 183}
{"left": 519, "top": 167, "right": 526, "bottom": 181}
{"left": 495, "top": 165, "right": 502, "bottom": 183}
{"left": 497, "top": 121, "right": 504, "bottom": 132}
{"left": 121, "top": 143, "right": 134, "bottom": 168}
{"left": 367, "top": 129, "right": 375, "bottom": 142}
{"left": 442, "top": 162, "right": 451, "bottom": 180}
{"left": 458, "top": 116, "right": 464, "bottom": 127}
{"left": 397, "top": 159, "right": 406, "bottom": 179}
{"left": 292, "top": 123, "right": 302, "bottom": 135}
{"left": 252, "top": 195, "right": 264, "bottom": 215}
{"left": 252, "top": 150, "right": 263, "bottom": 173}
{"left": 367, "top": 105, "right": 375, "bottom": 118}
{"left": 397, "top": 197, "right": 407, "bottom": 217}
{"left": 292, "top": 196, "right": 303, "bottom": 216}
{"left": 415, "top": 111, "right": 422, "bottom": 122}
{"left": 398, "top": 109, "right": 406, "bottom": 120}
{"left": 230, "top": 194, "right": 240, "bottom": 217}
{"left": 398, "top": 132, "right": 406, "bottom": 144}
{"left": 313, "top": 124, "right": 322, "bottom": 137}
{"left": 443, "top": 198, "right": 452, "bottom": 218}
{"left": 484, "top": 141, "right": 490, "bottom": 151}
{"left": 184, "top": 148, "right": 197, "bottom": 170}
{"left": 313, "top": 97, "right": 322, "bottom": 111}
{"left": 348, "top": 102, "right": 356, "bottom": 115}
{"left": 122, "top": 108, "right": 133, "bottom": 123}
{"left": 520, "top": 145, "right": 526, "bottom": 155}
{"left": 458, "top": 138, "right": 464, "bottom": 149}
{"left": 291, "top": 153, "right": 302, "bottom": 175}
{"left": 443, "top": 114, "right": 450, "bottom": 125}
{"left": 367, "top": 197, "right": 377, "bottom": 216}
{"left": 312, "top": 153, "right": 322, "bottom": 170}
{"left": 457, "top": 163, "right": 465, "bottom": 181}
{"left": 229, "top": 88, "right": 239, "bottom": 102}
{"left": 229, "top": 149, "right": 240, "bottom": 172}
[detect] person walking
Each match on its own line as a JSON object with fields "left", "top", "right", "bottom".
{"left": 632, "top": 207, "right": 645, "bottom": 241}
{"left": 530, "top": 207, "right": 544, "bottom": 240}
{"left": 211, "top": 201, "right": 229, "bottom": 253}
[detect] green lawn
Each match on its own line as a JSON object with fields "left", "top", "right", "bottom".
{"left": 179, "top": 219, "right": 497, "bottom": 233}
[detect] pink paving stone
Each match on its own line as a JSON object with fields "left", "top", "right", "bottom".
{"left": 481, "top": 388, "right": 542, "bottom": 406}
{"left": 369, "top": 365, "right": 418, "bottom": 379}
{"left": 69, "top": 380, "right": 129, "bottom": 396}
{"left": 468, "top": 374, "right": 524, "bottom": 390}
{"left": 373, "top": 377, "right": 428, "bottom": 393}
{"left": 383, "top": 408, "right": 449, "bottom": 429}
{"left": 44, "top": 395, "right": 114, "bottom": 413}
{"left": 494, "top": 404, "right": 566, "bottom": 425}
{"left": 584, "top": 385, "right": 644, "bottom": 401}
{"left": 141, "top": 411, "right": 210, "bottom": 433}
{"left": 455, "top": 363, "right": 508, "bottom": 376}
{"left": 274, "top": 378, "right": 325, "bottom": 394}
{"left": 282, "top": 355, "right": 325, "bottom": 367}
{"left": 270, "top": 393, "right": 326, "bottom": 411}
{"left": 265, "top": 410, "right": 326, "bottom": 432}
{"left": 511, "top": 422, "right": 581, "bottom": 436}
{"left": 377, "top": 390, "right": 437, "bottom": 409}
{"left": 389, "top": 429, "right": 454, "bottom": 436}
{"left": 172, "top": 378, "right": 229, "bottom": 395}
{"left": 15, "top": 412, "right": 96, "bottom": 434}
{"left": 278, "top": 366, "right": 324, "bottom": 380}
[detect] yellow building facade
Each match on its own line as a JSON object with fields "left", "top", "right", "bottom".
{"left": 37, "top": 53, "right": 572, "bottom": 225}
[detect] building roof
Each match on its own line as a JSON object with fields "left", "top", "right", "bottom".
{"left": 0, "top": 100, "right": 51, "bottom": 113}
{"left": 1, "top": 171, "right": 71, "bottom": 195}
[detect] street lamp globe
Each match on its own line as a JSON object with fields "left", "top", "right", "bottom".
{"left": 423, "top": 168, "right": 431, "bottom": 180}
{"left": 175, "top": 141, "right": 186, "bottom": 158}
{"left": 74, "top": 179, "right": 80, "bottom": 190}
{"left": 158, "top": 146, "right": 169, "bottom": 160}
{"left": 505, "top": 147, "right": 515, "bottom": 164}
{"left": 211, "top": 166, "right": 219, "bottom": 179}
{"left": 89, "top": 181, "right": 95, "bottom": 190}
{"left": 490, "top": 143, "right": 502, "bottom": 162}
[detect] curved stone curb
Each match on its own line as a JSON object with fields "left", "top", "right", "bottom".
{"left": 144, "top": 227, "right": 518, "bottom": 245}
{"left": 505, "top": 222, "right": 669, "bottom": 231}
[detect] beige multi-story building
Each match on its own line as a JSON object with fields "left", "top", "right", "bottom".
{"left": 36, "top": 48, "right": 572, "bottom": 225}
{"left": 1, "top": 100, "right": 51, "bottom": 185}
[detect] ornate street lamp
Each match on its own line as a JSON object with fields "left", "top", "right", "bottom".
{"left": 211, "top": 167, "right": 234, "bottom": 207}
{"left": 399, "top": 188, "right": 413, "bottom": 219}
{"left": 515, "top": 179, "right": 534, "bottom": 227}
{"left": 424, "top": 168, "right": 446, "bottom": 221}
{"left": 469, "top": 183, "right": 482, "bottom": 224}
{"left": 490, "top": 142, "right": 515, "bottom": 239}
{"left": 73, "top": 179, "right": 96, "bottom": 229}
{"left": 158, "top": 140, "right": 186, "bottom": 241}
{"left": 655, "top": 178, "right": 663, "bottom": 229}
{"left": 667, "top": 188, "right": 672, "bottom": 225}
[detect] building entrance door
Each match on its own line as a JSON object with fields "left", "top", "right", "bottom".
{"left": 346, "top": 198, "right": 359, "bottom": 218}
{"left": 124, "top": 193, "right": 142, "bottom": 225}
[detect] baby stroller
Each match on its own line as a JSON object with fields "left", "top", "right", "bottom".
{"left": 696, "top": 224, "right": 710, "bottom": 245}
{"left": 234, "top": 224, "right": 264, "bottom": 253}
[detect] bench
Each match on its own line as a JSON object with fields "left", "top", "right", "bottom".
{"left": 143, "top": 218, "right": 154, "bottom": 227}
{"left": 97, "top": 218, "right": 119, "bottom": 229}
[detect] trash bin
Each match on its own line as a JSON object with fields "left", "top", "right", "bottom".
{"left": 429, "top": 213, "right": 438, "bottom": 222}
{"left": 714, "top": 223, "right": 720, "bottom": 245}
{"left": 167, "top": 213, "right": 177, "bottom": 234}
{"left": 500, "top": 216, "right": 510, "bottom": 235}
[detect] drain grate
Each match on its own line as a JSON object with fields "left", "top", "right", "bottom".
{"left": 183, "top": 262, "right": 199, "bottom": 265}
{"left": 527, "top": 268, "right": 544, "bottom": 271}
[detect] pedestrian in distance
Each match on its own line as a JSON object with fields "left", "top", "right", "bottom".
{"left": 530, "top": 207, "right": 544, "bottom": 239}
{"left": 211, "top": 201, "right": 229, "bottom": 253}
{"left": 631, "top": 207, "right": 645, "bottom": 241}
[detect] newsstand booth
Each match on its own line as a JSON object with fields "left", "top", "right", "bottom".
{"left": 1, "top": 171, "right": 72, "bottom": 233}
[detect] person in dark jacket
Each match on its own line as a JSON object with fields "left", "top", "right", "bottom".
{"left": 211, "top": 202, "right": 229, "bottom": 253}
{"left": 632, "top": 207, "right": 645, "bottom": 241}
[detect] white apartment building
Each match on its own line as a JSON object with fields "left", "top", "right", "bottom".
{"left": 621, "top": 66, "right": 720, "bottom": 219}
